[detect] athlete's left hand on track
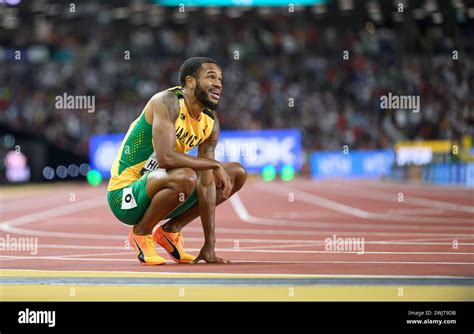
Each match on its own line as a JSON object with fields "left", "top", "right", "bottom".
{"left": 192, "top": 247, "right": 231, "bottom": 264}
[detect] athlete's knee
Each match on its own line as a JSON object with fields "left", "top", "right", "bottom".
{"left": 145, "top": 169, "right": 170, "bottom": 196}
{"left": 228, "top": 162, "right": 247, "bottom": 190}
{"left": 171, "top": 167, "right": 197, "bottom": 196}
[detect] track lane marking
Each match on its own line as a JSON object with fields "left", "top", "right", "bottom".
{"left": 1, "top": 255, "right": 473, "bottom": 265}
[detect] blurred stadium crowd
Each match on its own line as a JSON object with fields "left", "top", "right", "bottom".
{"left": 1, "top": 1, "right": 473, "bottom": 156}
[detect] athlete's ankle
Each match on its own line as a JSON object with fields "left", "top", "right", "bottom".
{"left": 133, "top": 226, "right": 151, "bottom": 236}
{"left": 162, "top": 223, "right": 181, "bottom": 233}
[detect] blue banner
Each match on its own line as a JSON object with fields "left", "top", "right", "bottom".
{"left": 310, "top": 150, "right": 395, "bottom": 179}
{"left": 89, "top": 129, "right": 302, "bottom": 177}
{"left": 467, "top": 163, "right": 474, "bottom": 187}
{"left": 422, "top": 162, "right": 474, "bottom": 186}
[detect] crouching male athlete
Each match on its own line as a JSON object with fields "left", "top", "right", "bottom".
{"left": 107, "top": 57, "right": 247, "bottom": 265}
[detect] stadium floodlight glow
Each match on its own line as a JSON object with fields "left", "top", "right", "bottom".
{"left": 42, "top": 166, "right": 55, "bottom": 180}
{"left": 0, "top": 0, "right": 21, "bottom": 5}
{"left": 56, "top": 165, "right": 68, "bottom": 179}
{"left": 280, "top": 164, "right": 296, "bottom": 182}
{"left": 68, "top": 164, "right": 79, "bottom": 177}
{"left": 262, "top": 164, "right": 277, "bottom": 182}
{"left": 79, "top": 163, "right": 91, "bottom": 176}
{"left": 87, "top": 170, "right": 103, "bottom": 186}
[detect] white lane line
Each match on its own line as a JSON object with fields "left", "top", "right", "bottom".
{"left": 230, "top": 249, "right": 474, "bottom": 255}
{"left": 1, "top": 255, "right": 472, "bottom": 266}
{"left": 41, "top": 218, "right": 101, "bottom": 226}
{"left": 1, "top": 188, "right": 472, "bottom": 241}
{"left": 7, "top": 222, "right": 473, "bottom": 239}
{"left": 0, "top": 195, "right": 91, "bottom": 213}
{"left": 384, "top": 208, "right": 446, "bottom": 215}
{"left": 2, "top": 248, "right": 473, "bottom": 260}
{"left": 1, "top": 183, "right": 472, "bottom": 252}
{"left": 378, "top": 237, "right": 474, "bottom": 243}
{"left": 1, "top": 199, "right": 64, "bottom": 213}
{"left": 314, "top": 183, "right": 474, "bottom": 214}
{"left": 7, "top": 206, "right": 469, "bottom": 243}
{"left": 0, "top": 191, "right": 69, "bottom": 204}
{"left": 57, "top": 251, "right": 132, "bottom": 258}
{"left": 3, "top": 268, "right": 471, "bottom": 279}
{"left": 272, "top": 211, "right": 346, "bottom": 218}
{"left": 0, "top": 196, "right": 106, "bottom": 230}
{"left": 236, "top": 241, "right": 474, "bottom": 247}
{"left": 4, "top": 222, "right": 473, "bottom": 242}
{"left": 356, "top": 180, "right": 474, "bottom": 196}
{"left": 235, "top": 243, "right": 474, "bottom": 253}
{"left": 230, "top": 193, "right": 473, "bottom": 232}
{"left": 0, "top": 187, "right": 98, "bottom": 210}
{"left": 0, "top": 255, "right": 136, "bottom": 262}
{"left": 263, "top": 184, "right": 373, "bottom": 219}
{"left": 311, "top": 180, "right": 474, "bottom": 199}
{"left": 191, "top": 225, "right": 474, "bottom": 239}
{"left": 232, "top": 260, "right": 474, "bottom": 265}
{"left": 31, "top": 241, "right": 474, "bottom": 251}
{"left": 38, "top": 245, "right": 127, "bottom": 250}
{"left": 0, "top": 226, "right": 126, "bottom": 240}
{"left": 255, "top": 183, "right": 473, "bottom": 224}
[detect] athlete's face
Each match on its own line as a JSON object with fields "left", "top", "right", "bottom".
{"left": 194, "top": 63, "right": 223, "bottom": 110}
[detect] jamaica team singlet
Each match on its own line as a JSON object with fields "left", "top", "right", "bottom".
{"left": 107, "top": 86, "right": 215, "bottom": 192}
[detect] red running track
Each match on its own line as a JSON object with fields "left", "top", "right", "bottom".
{"left": 1, "top": 179, "right": 473, "bottom": 277}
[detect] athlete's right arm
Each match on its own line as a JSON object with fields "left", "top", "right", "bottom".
{"left": 147, "top": 91, "right": 222, "bottom": 171}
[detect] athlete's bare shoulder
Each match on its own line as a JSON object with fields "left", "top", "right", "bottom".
{"left": 144, "top": 89, "right": 179, "bottom": 124}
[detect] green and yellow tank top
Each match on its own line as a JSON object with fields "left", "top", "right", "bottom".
{"left": 107, "top": 86, "right": 215, "bottom": 191}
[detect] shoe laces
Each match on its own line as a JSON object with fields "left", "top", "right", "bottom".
{"left": 145, "top": 235, "right": 156, "bottom": 251}
{"left": 175, "top": 232, "right": 183, "bottom": 248}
